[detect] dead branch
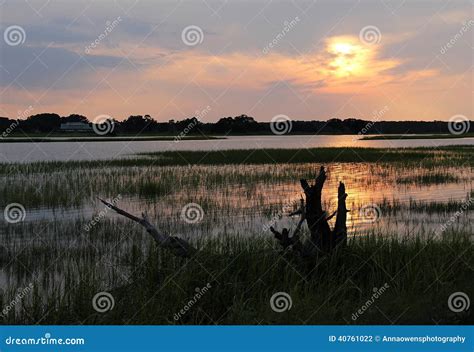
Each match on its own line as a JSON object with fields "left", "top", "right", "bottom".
{"left": 98, "top": 198, "right": 196, "bottom": 258}
{"left": 269, "top": 198, "right": 306, "bottom": 255}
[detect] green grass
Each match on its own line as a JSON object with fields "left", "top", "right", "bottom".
{"left": 1, "top": 227, "right": 471, "bottom": 325}
{"left": 2, "top": 146, "right": 472, "bottom": 175}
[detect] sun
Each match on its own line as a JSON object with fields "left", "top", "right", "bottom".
{"left": 332, "top": 42, "right": 355, "bottom": 55}
{"left": 326, "top": 38, "right": 371, "bottom": 78}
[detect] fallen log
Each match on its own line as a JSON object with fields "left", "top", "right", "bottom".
{"left": 98, "top": 198, "right": 196, "bottom": 258}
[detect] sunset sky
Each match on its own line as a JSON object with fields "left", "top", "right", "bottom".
{"left": 0, "top": 0, "right": 472, "bottom": 122}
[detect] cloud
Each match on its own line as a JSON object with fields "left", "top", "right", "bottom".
{"left": 17, "top": 23, "right": 92, "bottom": 45}
{"left": 0, "top": 43, "right": 131, "bottom": 89}
{"left": 143, "top": 35, "right": 405, "bottom": 96}
{"left": 0, "top": 0, "right": 471, "bottom": 121}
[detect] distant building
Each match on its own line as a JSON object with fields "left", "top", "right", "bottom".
{"left": 60, "top": 122, "right": 93, "bottom": 132}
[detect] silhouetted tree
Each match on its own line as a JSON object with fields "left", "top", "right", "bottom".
{"left": 21, "top": 113, "right": 61, "bottom": 132}
{"left": 0, "top": 111, "right": 472, "bottom": 136}
{"left": 213, "top": 114, "right": 259, "bottom": 133}
{"left": 62, "top": 114, "right": 89, "bottom": 123}
{"left": 121, "top": 115, "right": 157, "bottom": 133}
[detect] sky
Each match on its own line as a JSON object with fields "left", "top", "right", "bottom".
{"left": 0, "top": 0, "right": 472, "bottom": 122}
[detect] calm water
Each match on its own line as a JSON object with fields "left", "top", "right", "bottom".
{"left": 1, "top": 162, "right": 472, "bottom": 301}
{"left": 6, "top": 163, "right": 473, "bottom": 235}
{"left": 2, "top": 135, "right": 474, "bottom": 162}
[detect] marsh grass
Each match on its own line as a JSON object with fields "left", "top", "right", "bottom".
{"left": 1, "top": 146, "right": 472, "bottom": 175}
{"left": 0, "top": 146, "right": 472, "bottom": 325}
{"left": 396, "top": 173, "right": 460, "bottom": 185}
{"left": 1, "top": 226, "right": 471, "bottom": 325}
{"left": 139, "top": 147, "right": 474, "bottom": 167}
{"left": 0, "top": 156, "right": 471, "bottom": 209}
{"left": 378, "top": 198, "right": 473, "bottom": 214}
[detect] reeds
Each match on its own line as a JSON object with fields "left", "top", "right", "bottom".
{"left": 1, "top": 223, "right": 471, "bottom": 325}
{"left": 0, "top": 146, "right": 472, "bottom": 325}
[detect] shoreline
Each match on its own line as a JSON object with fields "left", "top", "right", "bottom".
{"left": 2, "top": 133, "right": 473, "bottom": 143}
{"left": 0, "top": 135, "right": 223, "bottom": 143}
{"left": 361, "top": 133, "right": 474, "bottom": 140}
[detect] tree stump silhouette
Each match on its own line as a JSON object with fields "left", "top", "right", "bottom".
{"left": 270, "top": 166, "right": 348, "bottom": 256}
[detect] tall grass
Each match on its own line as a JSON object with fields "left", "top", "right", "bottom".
{"left": 0, "top": 158, "right": 470, "bottom": 209}
{"left": 0, "top": 146, "right": 472, "bottom": 325}
{"left": 1, "top": 226, "right": 471, "bottom": 325}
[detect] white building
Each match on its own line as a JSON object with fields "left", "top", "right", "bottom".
{"left": 60, "top": 122, "right": 93, "bottom": 132}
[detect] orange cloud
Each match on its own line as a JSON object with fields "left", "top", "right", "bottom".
{"left": 137, "top": 34, "right": 415, "bottom": 97}
{"left": 2, "top": 34, "right": 448, "bottom": 121}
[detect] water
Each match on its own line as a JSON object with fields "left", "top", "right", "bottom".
{"left": 1, "top": 161, "right": 472, "bottom": 304}
{"left": 5, "top": 162, "right": 473, "bottom": 235}
{"left": 2, "top": 135, "right": 473, "bottom": 162}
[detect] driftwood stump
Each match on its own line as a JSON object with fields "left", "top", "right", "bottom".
{"left": 270, "top": 166, "right": 348, "bottom": 256}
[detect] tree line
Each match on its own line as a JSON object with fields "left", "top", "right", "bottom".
{"left": 0, "top": 113, "right": 470, "bottom": 135}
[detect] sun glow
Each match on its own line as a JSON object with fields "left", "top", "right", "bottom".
{"left": 332, "top": 42, "right": 355, "bottom": 55}
{"left": 327, "top": 38, "right": 371, "bottom": 78}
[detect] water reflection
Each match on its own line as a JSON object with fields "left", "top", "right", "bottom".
{"left": 2, "top": 135, "right": 474, "bottom": 162}
{"left": 9, "top": 162, "right": 473, "bottom": 237}
{"left": 0, "top": 162, "right": 472, "bottom": 306}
